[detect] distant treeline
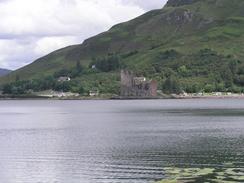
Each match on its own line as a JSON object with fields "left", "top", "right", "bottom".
{"left": 0, "top": 54, "right": 122, "bottom": 95}
{"left": 1, "top": 76, "right": 84, "bottom": 95}
{"left": 2, "top": 49, "right": 244, "bottom": 95}
{"left": 1, "top": 61, "right": 86, "bottom": 95}
{"left": 89, "top": 54, "right": 122, "bottom": 72}
{"left": 145, "top": 49, "right": 244, "bottom": 94}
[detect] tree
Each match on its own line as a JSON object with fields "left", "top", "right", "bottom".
{"left": 70, "top": 61, "right": 84, "bottom": 78}
{"left": 215, "top": 82, "right": 225, "bottom": 91}
{"left": 162, "top": 76, "right": 181, "bottom": 94}
{"left": 2, "top": 84, "right": 12, "bottom": 94}
{"left": 178, "top": 65, "right": 189, "bottom": 77}
{"left": 204, "top": 84, "right": 215, "bottom": 93}
{"left": 184, "top": 83, "right": 201, "bottom": 93}
{"left": 90, "top": 54, "right": 121, "bottom": 72}
{"left": 54, "top": 82, "right": 71, "bottom": 92}
{"left": 224, "top": 69, "right": 233, "bottom": 88}
{"left": 54, "top": 68, "right": 70, "bottom": 78}
{"left": 221, "top": 66, "right": 233, "bottom": 88}
{"left": 15, "top": 75, "right": 20, "bottom": 82}
{"left": 76, "top": 61, "right": 82, "bottom": 72}
{"left": 78, "top": 86, "right": 85, "bottom": 95}
{"left": 229, "top": 60, "right": 238, "bottom": 75}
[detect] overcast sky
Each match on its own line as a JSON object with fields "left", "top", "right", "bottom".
{"left": 0, "top": 0, "right": 168, "bottom": 70}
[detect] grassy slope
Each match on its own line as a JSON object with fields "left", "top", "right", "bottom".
{"left": 2, "top": 0, "right": 244, "bottom": 91}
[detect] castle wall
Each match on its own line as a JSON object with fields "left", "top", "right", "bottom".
{"left": 149, "top": 80, "right": 158, "bottom": 97}
{"left": 120, "top": 70, "right": 158, "bottom": 97}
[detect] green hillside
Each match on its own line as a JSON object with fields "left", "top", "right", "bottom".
{"left": 2, "top": 0, "right": 244, "bottom": 95}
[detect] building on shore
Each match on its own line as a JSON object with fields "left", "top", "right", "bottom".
{"left": 58, "top": 76, "right": 71, "bottom": 82}
{"left": 120, "top": 70, "right": 157, "bottom": 97}
{"left": 89, "top": 90, "right": 99, "bottom": 97}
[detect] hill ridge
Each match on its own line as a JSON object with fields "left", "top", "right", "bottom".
{"left": 0, "top": 68, "right": 11, "bottom": 77}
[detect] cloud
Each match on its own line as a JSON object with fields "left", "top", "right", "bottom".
{"left": 34, "top": 36, "right": 78, "bottom": 55}
{"left": 0, "top": 38, "right": 35, "bottom": 69}
{"left": 0, "top": 0, "right": 167, "bottom": 70}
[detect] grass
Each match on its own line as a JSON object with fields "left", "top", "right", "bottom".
{"left": 156, "top": 166, "right": 244, "bottom": 183}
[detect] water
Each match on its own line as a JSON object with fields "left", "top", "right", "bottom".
{"left": 0, "top": 99, "right": 243, "bottom": 183}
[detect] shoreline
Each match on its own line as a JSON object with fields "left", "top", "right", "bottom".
{"left": 1, "top": 94, "right": 244, "bottom": 100}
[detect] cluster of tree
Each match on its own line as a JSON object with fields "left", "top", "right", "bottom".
{"left": 162, "top": 75, "right": 181, "bottom": 94}
{"left": 1, "top": 76, "right": 86, "bottom": 95}
{"left": 0, "top": 56, "right": 123, "bottom": 95}
{"left": 148, "top": 49, "right": 244, "bottom": 94}
{"left": 54, "top": 61, "right": 84, "bottom": 79}
{"left": 3, "top": 48, "right": 244, "bottom": 96}
{"left": 90, "top": 54, "right": 121, "bottom": 72}
{"left": 161, "top": 77, "right": 244, "bottom": 94}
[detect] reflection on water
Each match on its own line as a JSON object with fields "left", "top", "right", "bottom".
{"left": 163, "top": 108, "right": 244, "bottom": 116}
{"left": 0, "top": 99, "right": 244, "bottom": 183}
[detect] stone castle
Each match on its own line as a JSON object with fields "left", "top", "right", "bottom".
{"left": 120, "top": 70, "right": 157, "bottom": 97}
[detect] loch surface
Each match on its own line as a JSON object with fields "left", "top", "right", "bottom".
{"left": 0, "top": 99, "right": 244, "bottom": 183}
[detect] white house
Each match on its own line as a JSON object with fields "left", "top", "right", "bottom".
{"left": 58, "top": 76, "right": 71, "bottom": 82}
{"left": 89, "top": 90, "right": 99, "bottom": 97}
{"left": 91, "top": 65, "right": 96, "bottom": 69}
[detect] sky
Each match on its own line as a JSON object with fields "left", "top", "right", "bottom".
{"left": 0, "top": 0, "right": 168, "bottom": 70}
